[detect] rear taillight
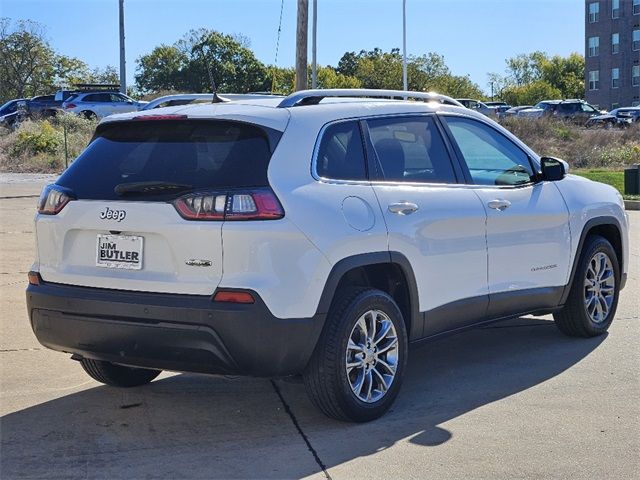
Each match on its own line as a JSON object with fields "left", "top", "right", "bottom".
{"left": 63, "top": 103, "right": 76, "bottom": 109}
{"left": 37, "top": 184, "right": 72, "bottom": 215}
{"left": 173, "top": 188, "right": 284, "bottom": 221}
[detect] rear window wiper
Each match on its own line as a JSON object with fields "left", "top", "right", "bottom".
{"left": 114, "top": 181, "right": 194, "bottom": 196}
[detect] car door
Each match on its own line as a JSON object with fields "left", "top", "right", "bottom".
{"left": 441, "top": 114, "right": 571, "bottom": 318}
{"left": 110, "top": 93, "right": 137, "bottom": 114}
{"left": 366, "top": 115, "right": 489, "bottom": 337}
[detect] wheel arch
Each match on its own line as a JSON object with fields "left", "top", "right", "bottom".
{"left": 561, "top": 216, "right": 625, "bottom": 305}
{"left": 315, "top": 252, "right": 421, "bottom": 340}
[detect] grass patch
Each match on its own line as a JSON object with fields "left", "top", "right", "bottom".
{"left": 573, "top": 169, "right": 640, "bottom": 201}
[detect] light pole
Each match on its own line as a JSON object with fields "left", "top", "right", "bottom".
{"left": 402, "top": 0, "right": 407, "bottom": 91}
{"left": 312, "top": 0, "right": 317, "bottom": 89}
{"left": 119, "top": 0, "right": 126, "bottom": 93}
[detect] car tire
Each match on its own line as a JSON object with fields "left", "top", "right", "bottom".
{"left": 554, "top": 235, "right": 620, "bottom": 337}
{"left": 303, "top": 288, "right": 408, "bottom": 422}
{"left": 81, "top": 110, "right": 97, "bottom": 120}
{"left": 80, "top": 358, "right": 161, "bottom": 387}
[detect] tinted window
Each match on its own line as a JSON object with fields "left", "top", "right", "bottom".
{"left": 444, "top": 116, "right": 534, "bottom": 186}
{"left": 316, "top": 121, "right": 366, "bottom": 180}
{"left": 367, "top": 116, "right": 456, "bottom": 184}
{"left": 110, "top": 94, "right": 126, "bottom": 102}
{"left": 57, "top": 120, "right": 280, "bottom": 201}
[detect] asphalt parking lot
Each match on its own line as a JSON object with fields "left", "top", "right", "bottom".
{"left": 1, "top": 174, "right": 638, "bottom": 480}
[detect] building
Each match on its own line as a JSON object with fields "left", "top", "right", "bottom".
{"left": 584, "top": 0, "right": 640, "bottom": 108}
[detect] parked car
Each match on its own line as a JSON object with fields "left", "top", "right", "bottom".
{"left": 26, "top": 94, "right": 62, "bottom": 119}
{"left": 585, "top": 107, "right": 640, "bottom": 128}
{"left": 456, "top": 98, "right": 497, "bottom": 116}
{"left": 0, "top": 98, "right": 27, "bottom": 128}
{"left": 485, "top": 101, "right": 511, "bottom": 116}
{"left": 140, "top": 93, "right": 282, "bottom": 110}
{"left": 517, "top": 100, "right": 562, "bottom": 118}
{"left": 27, "top": 88, "right": 629, "bottom": 422}
{"left": 552, "top": 100, "right": 605, "bottom": 123}
{"left": 612, "top": 107, "right": 640, "bottom": 124}
{"left": 502, "top": 105, "right": 534, "bottom": 117}
{"left": 62, "top": 91, "right": 148, "bottom": 119}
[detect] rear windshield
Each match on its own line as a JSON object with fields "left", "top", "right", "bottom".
{"left": 56, "top": 120, "right": 282, "bottom": 200}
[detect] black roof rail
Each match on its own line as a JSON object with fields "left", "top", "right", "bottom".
{"left": 73, "top": 83, "right": 121, "bottom": 91}
{"left": 276, "top": 89, "right": 463, "bottom": 108}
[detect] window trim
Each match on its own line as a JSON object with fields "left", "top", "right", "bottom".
{"left": 438, "top": 113, "right": 539, "bottom": 189}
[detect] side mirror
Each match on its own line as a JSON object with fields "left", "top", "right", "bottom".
{"left": 540, "top": 157, "right": 568, "bottom": 182}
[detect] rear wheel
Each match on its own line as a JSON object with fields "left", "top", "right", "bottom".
{"left": 80, "top": 358, "right": 161, "bottom": 387}
{"left": 554, "top": 235, "right": 619, "bottom": 337}
{"left": 81, "top": 110, "right": 97, "bottom": 120}
{"left": 303, "top": 288, "right": 408, "bottom": 422}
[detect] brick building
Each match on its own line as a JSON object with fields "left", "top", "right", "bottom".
{"left": 584, "top": 0, "right": 640, "bottom": 108}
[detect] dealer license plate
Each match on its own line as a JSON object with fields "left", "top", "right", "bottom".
{"left": 96, "top": 234, "right": 143, "bottom": 270}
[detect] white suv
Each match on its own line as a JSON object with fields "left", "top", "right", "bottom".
{"left": 62, "top": 91, "right": 147, "bottom": 119}
{"left": 27, "top": 89, "right": 630, "bottom": 422}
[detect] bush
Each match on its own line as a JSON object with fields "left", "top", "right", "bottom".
{"left": 0, "top": 113, "right": 97, "bottom": 173}
{"left": 11, "top": 120, "right": 62, "bottom": 156}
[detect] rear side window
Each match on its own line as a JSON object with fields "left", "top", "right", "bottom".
{"left": 56, "top": 120, "right": 280, "bottom": 200}
{"left": 367, "top": 116, "right": 456, "bottom": 184}
{"left": 316, "top": 121, "right": 367, "bottom": 180}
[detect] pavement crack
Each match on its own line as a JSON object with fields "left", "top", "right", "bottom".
{"left": 270, "top": 379, "right": 332, "bottom": 480}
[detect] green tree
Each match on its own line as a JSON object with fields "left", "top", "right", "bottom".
{"left": 500, "top": 80, "right": 562, "bottom": 106}
{"left": 135, "top": 29, "right": 270, "bottom": 94}
{"left": 488, "top": 51, "right": 585, "bottom": 103}
{"left": 0, "top": 18, "right": 56, "bottom": 100}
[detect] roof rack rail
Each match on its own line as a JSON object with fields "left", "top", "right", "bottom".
{"left": 73, "top": 83, "right": 121, "bottom": 91}
{"left": 276, "top": 89, "right": 463, "bottom": 108}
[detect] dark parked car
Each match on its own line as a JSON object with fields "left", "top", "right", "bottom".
{"left": 585, "top": 107, "right": 640, "bottom": 128}
{"left": 552, "top": 100, "right": 605, "bottom": 123}
{"left": 0, "top": 99, "right": 27, "bottom": 128}
{"left": 26, "top": 95, "right": 62, "bottom": 119}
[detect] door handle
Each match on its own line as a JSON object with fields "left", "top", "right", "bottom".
{"left": 487, "top": 199, "right": 511, "bottom": 211}
{"left": 388, "top": 202, "right": 419, "bottom": 215}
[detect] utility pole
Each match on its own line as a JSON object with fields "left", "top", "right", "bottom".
{"left": 295, "top": 0, "right": 309, "bottom": 91}
{"left": 402, "top": 0, "right": 407, "bottom": 91}
{"left": 119, "top": 0, "right": 126, "bottom": 93}
{"left": 311, "top": 0, "right": 317, "bottom": 89}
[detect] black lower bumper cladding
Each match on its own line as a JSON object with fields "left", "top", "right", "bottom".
{"left": 26, "top": 281, "right": 325, "bottom": 377}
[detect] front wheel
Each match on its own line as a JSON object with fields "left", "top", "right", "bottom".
{"left": 303, "top": 288, "right": 408, "bottom": 422}
{"left": 554, "top": 235, "right": 620, "bottom": 337}
{"left": 80, "top": 358, "right": 161, "bottom": 387}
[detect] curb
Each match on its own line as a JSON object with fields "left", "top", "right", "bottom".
{"left": 624, "top": 200, "right": 640, "bottom": 211}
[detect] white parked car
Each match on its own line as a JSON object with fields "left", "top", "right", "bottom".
{"left": 27, "top": 89, "right": 629, "bottom": 422}
{"left": 62, "top": 91, "right": 147, "bottom": 119}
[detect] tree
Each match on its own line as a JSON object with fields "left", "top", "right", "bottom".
{"left": 135, "top": 29, "right": 270, "bottom": 94}
{"left": 488, "top": 51, "right": 585, "bottom": 103}
{"left": 500, "top": 80, "right": 562, "bottom": 107}
{"left": 0, "top": 18, "right": 56, "bottom": 100}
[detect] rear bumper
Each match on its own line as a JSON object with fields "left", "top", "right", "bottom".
{"left": 26, "top": 282, "right": 325, "bottom": 377}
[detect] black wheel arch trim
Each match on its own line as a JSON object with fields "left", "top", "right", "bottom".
{"left": 315, "top": 251, "right": 421, "bottom": 340}
{"left": 560, "top": 215, "right": 624, "bottom": 305}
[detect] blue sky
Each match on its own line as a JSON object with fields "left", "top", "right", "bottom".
{"left": 3, "top": 0, "right": 584, "bottom": 93}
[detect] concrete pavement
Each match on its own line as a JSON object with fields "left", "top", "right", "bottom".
{"left": 1, "top": 176, "right": 638, "bottom": 479}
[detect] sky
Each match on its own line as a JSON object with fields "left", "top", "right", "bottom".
{"left": 2, "top": 0, "right": 585, "bottom": 93}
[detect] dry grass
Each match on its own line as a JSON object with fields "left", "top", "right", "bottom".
{"left": 500, "top": 117, "right": 640, "bottom": 169}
